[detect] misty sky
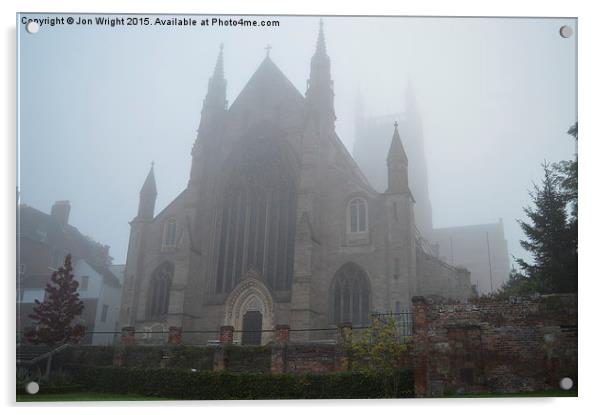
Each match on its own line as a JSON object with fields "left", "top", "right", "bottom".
{"left": 18, "top": 14, "right": 576, "bottom": 271}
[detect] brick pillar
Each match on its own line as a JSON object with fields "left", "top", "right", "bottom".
{"left": 337, "top": 323, "right": 352, "bottom": 346}
{"left": 335, "top": 323, "right": 352, "bottom": 372}
{"left": 213, "top": 347, "right": 225, "bottom": 372}
{"left": 213, "top": 326, "right": 233, "bottom": 372}
{"left": 412, "top": 296, "right": 429, "bottom": 398}
{"left": 271, "top": 325, "right": 290, "bottom": 374}
{"left": 219, "top": 325, "right": 234, "bottom": 345}
{"left": 275, "top": 325, "right": 290, "bottom": 344}
{"left": 121, "top": 326, "right": 136, "bottom": 345}
{"left": 168, "top": 326, "right": 182, "bottom": 345}
{"left": 114, "top": 326, "right": 135, "bottom": 366}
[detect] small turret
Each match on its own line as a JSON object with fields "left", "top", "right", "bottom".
{"left": 137, "top": 163, "right": 157, "bottom": 220}
{"left": 387, "top": 122, "right": 409, "bottom": 193}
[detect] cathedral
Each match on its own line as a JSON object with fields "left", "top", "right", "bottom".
{"left": 119, "top": 22, "right": 472, "bottom": 345}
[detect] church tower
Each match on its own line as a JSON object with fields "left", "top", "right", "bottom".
{"left": 404, "top": 80, "right": 433, "bottom": 236}
{"left": 120, "top": 163, "right": 158, "bottom": 326}
{"left": 385, "top": 123, "right": 418, "bottom": 299}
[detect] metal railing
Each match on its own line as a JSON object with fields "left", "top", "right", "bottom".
{"left": 371, "top": 309, "right": 414, "bottom": 341}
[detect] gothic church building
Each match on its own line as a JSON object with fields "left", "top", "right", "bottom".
{"left": 119, "top": 22, "right": 472, "bottom": 345}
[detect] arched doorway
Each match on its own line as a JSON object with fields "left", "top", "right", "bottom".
{"left": 241, "top": 310, "right": 263, "bottom": 345}
{"left": 223, "top": 275, "right": 274, "bottom": 345}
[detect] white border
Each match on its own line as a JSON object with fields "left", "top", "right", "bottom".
{"left": 3, "top": 1, "right": 600, "bottom": 414}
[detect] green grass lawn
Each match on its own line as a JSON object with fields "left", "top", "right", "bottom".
{"left": 447, "top": 390, "right": 578, "bottom": 398}
{"left": 17, "top": 389, "right": 577, "bottom": 402}
{"left": 17, "top": 392, "right": 170, "bottom": 402}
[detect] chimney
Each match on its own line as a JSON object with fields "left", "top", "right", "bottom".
{"left": 51, "top": 200, "right": 71, "bottom": 227}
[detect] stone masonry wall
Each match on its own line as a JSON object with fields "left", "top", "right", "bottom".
{"left": 412, "top": 294, "right": 577, "bottom": 397}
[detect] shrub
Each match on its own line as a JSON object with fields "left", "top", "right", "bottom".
{"left": 224, "top": 345, "right": 271, "bottom": 373}
{"left": 165, "top": 346, "right": 214, "bottom": 371}
{"left": 68, "top": 366, "right": 413, "bottom": 399}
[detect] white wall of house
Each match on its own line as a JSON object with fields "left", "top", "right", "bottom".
{"left": 18, "top": 289, "right": 44, "bottom": 303}
{"left": 93, "top": 279, "right": 122, "bottom": 345}
{"left": 73, "top": 259, "right": 122, "bottom": 345}
{"left": 73, "top": 260, "right": 102, "bottom": 299}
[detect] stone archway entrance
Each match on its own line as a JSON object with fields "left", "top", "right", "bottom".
{"left": 241, "top": 310, "right": 263, "bottom": 345}
{"left": 223, "top": 274, "right": 274, "bottom": 345}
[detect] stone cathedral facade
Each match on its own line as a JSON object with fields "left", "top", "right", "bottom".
{"left": 119, "top": 22, "right": 472, "bottom": 345}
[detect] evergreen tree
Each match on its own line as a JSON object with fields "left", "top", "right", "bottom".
{"left": 554, "top": 122, "right": 578, "bottom": 220}
{"left": 515, "top": 161, "right": 577, "bottom": 293}
{"left": 25, "top": 254, "right": 86, "bottom": 346}
{"left": 497, "top": 267, "right": 534, "bottom": 297}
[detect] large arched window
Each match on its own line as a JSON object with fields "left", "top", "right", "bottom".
{"left": 148, "top": 262, "right": 173, "bottom": 319}
{"left": 215, "top": 138, "right": 297, "bottom": 294}
{"left": 332, "top": 262, "right": 371, "bottom": 325}
{"left": 348, "top": 198, "right": 368, "bottom": 233}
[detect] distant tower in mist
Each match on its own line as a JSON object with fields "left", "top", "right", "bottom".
{"left": 353, "top": 80, "right": 433, "bottom": 237}
{"left": 352, "top": 82, "right": 510, "bottom": 294}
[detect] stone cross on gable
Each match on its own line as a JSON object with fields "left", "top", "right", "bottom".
{"left": 265, "top": 44, "right": 272, "bottom": 57}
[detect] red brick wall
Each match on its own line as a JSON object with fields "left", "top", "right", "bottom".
{"left": 412, "top": 294, "right": 577, "bottom": 396}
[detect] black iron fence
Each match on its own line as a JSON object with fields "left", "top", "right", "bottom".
{"left": 17, "top": 309, "right": 414, "bottom": 346}
{"left": 370, "top": 309, "right": 414, "bottom": 342}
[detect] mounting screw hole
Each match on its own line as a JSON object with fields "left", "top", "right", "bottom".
{"left": 559, "top": 377, "right": 573, "bottom": 390}
{"left": 559, "top": 25, "right": 573, "bottom": 38}
{"left": 25, "top": 381, "right": 39, "bottom": 395}
{"left": 25, "top": 21, "right": 40, "bottom": 34}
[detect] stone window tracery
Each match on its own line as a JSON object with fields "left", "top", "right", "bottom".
{"left": 332, "top": 262, "right": 371, "bottom": 325}
{"left": 216, "top": 140, "right": 297, "bottom": 294}
{"left": 348, "top": 198, "right": 368, "bottom": 233}
{"left": 148, "top": 261, "right": 173, "bottom": 318}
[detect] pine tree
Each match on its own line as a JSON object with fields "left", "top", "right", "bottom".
{"left": 497, "top": 267, "right": 534, "bottom": 297}
{"left": 555, "top": 122, "right": 578, "bottom": 221}
{"left": 516, "top": 162, "right": 577, "bottom": 293}
{"left": 25, "top": 254, "right": 86, "bottom": 346}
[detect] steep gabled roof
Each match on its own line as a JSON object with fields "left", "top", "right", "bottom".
{"left": 228, "top": 56, "right": 305, "bottom": 113}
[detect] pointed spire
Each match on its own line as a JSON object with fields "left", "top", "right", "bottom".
{"left": 316, "top": 19, "right": 327, "bottom": 56}
{"left": 306, "top": 19, "right": 335, "bottom": 127}
{"left": 387, "top": 122, "right": 409, "bottom": 194}
{"left": 203, "top": 43, "right": 227, "bottom": 112}
{"left": 387, "top": 121, "right": 408, "bottom": 164}
{"left": 140, "top": 162, "right": 157, "bottom": 196}
{"left": 192, "top": 44, "right": 228, "bottom": 161}
{"left": 309, "top": 19, "right": 331, "bottom": 83}
{"left": 138, "top": 163, "right": 157, "bottom": 220}
{"left": 212, "top": 43, "right": 224, "bottom": 80}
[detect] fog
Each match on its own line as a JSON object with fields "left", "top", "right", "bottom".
{"left": 18, "top": 14, "right": 576, "bottom": 275}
